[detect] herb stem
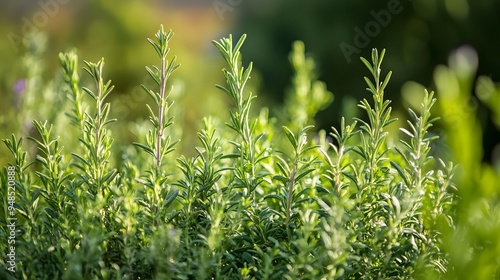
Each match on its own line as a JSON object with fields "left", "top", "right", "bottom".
{"left": 156, "top": 55, "right": 166, "bottom": 173}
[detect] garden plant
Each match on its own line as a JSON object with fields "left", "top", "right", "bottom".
{"left": 0, "top": 26, "right": 499, "bottom": 279}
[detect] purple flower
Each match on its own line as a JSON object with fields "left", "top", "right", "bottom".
{"left": 13, "top": 79, "right": 26, "bottom": 96}
{"left": 12, "top": 79, "right": 26, "bottom": 109}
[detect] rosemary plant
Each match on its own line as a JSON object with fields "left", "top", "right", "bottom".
{"left": 213, "top": 34, "right": 269, "bottom": 199}
{"left": 0, "top": 27, "right": 465, "bottom": 280}
{"left": 283, "top": 41, "right": 333, "bottom": 131}
{"left": 59, "top": 50, "right": 85, "bottom": 130}
{"left": 134, "top": 25, "right": 180, "bottom": 228}
{"left": 75, "top": 58, "right": 117, "bottom": 197}
{"left": 271, "top": 125, "right": 318, "bottom": 225}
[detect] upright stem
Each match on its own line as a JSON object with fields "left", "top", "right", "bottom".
{"left": 334, "top": 146, "right": 344, "bottom": 196}
{"left": 95, "top": 76, "right": 103, "bottom": 188}
{"left": 286, "top": 163, "right": 297, "bottom": 224}
{"left": 156, "top": 56, "right": 167, "bottom": 174}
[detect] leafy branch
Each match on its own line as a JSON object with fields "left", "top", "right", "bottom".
{"left": 59, "top": 50, "right": 85, "bottom": 130}
{"left": 213, "top": 34, "right": 268, "bottom": 197}
{"left": 134, "top": 25, "right": 180, "bottom": 227}
{"left": 272, "top": 125, "right": 318, "bottom": 225}
{"left": 71, "top": 58, "right": 117, "bottom": 197}
{"left": 356, "top": 49, "right": 396, "bottom": 188}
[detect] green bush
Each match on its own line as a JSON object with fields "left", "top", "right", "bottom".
{"left": 1, "top": 25, "right": 493, "bottom": 279}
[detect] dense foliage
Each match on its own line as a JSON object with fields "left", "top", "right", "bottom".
{"left": 0, "top": 26, "right": 498, "bottom": 279}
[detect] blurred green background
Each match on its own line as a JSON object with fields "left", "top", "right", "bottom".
{"left": 1, "top": 0, "right": 498, "bottom": 164}
{"left": 234, "top": 0, "right": 500, "bottom": 165}
{"left": 0, "top": 0, "right": 228, "bottom": 136}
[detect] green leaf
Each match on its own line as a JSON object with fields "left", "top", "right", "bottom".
{"left": 364, "top": 77, "right": 377, "bottom": 93}
{"left": 295, "top": 168, "right": 315, "bottom": 182}
{"left": 282, "top": 126, "right": 297, "bottom": 149}
{"left": 400, "top": 128, "right": 414, "bottom": 138}
{"left": 164, "top": 190, "right": 179, "bottom": 209}
{"left": 81, "top": 86, "right": 97, "bottom": 100}
{"left": 381, "top": 71, "right": 392, "bottom": 91}
{"left": 360, "top": 57, "right": 373, "bottom": 74}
